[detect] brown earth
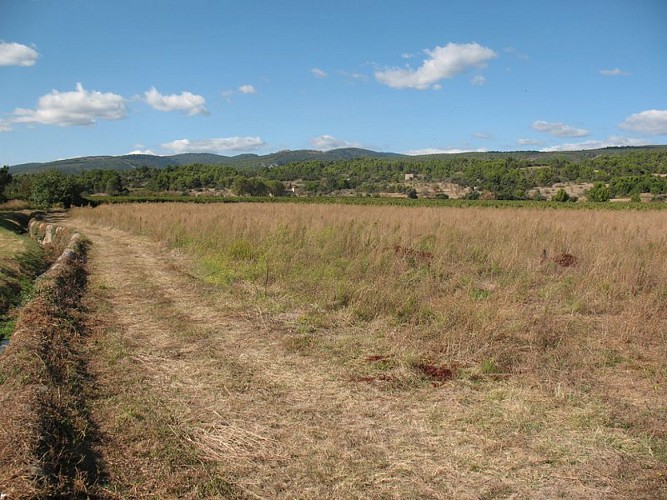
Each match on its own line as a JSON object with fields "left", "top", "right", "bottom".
{"left": 58, "top": 216, "right": 666, "bottom": 498}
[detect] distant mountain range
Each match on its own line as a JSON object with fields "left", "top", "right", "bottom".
{"left": 8, "top": 148, "right": 404, "bottom": 174}
{"left": 8, "top": 145, "right": 667, "bottom": 174}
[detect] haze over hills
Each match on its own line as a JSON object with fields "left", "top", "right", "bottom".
{"left": 7, "top": 145, "right": 667, "bottom": 175}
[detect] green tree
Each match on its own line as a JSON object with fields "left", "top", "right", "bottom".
{"left": 586, "top": 183, "right": 611, "bottom": 202}
{"left": 552, "top": 188, "right": 570, "bottom": 202}
{"left": 104, "top": 172, "right": 123, "bottom": 195}
{"left": 0, "top": 166, "right": 12, "bottom": 202}
{"left": 5, "top": 174, "right": 32, "bottom": 200}
{"left": 232, "top": 177, "right": 269, "bottom": 196}
{"left": 30, "top": 170, "right": 84, "bottom": 209}
{"left": 265, "top": 180, "right": 286, "bottom": 197}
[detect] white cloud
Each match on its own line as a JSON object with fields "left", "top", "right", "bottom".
{"left": 0, "top": 41, "right": 38, "bottom": 66}
{"left": 128, "top": 149, "right": 158, "bottom": 155}
{"left": 310, "top": 135, "right": 362, "bottom": 151}
{"left": 532, "top": 120, "right": 589, "bottom": 138}
{"left": 161, "top": 137, "right": 265, "bottom": 154}
{"left": 406, "top": 147, "right": 487, "bottom": 156}
{"left": 600, "top": 68, "right": 630, "bottom": 77}
{"left": 375, "top": 42, "right": 496, "bottom": 90}
{"left": 619, "top": 109, "right": 667, "bottom": 135}
{"left": 311, "top": 68, "right": 327, "bottom": 78}
{"left": 471, "top": 75, "right": 487, "bottom": 86}
{"left": 238, "top": 84, "right": 256, "bottom": 94}
{"left": 11, "top": 83, "right": 126, "bottom": 126}
{"left": 0, "top": 120, "right": 12, "bottom": 132}
{"left": 473, "top": 131, "right": 492, "bottom": 139}
{"left": 144, "top": 87, "right": 208, "bottom": 115}
{"left": 540, "top": 135, "right": 651, "bottom": 152}
{"left": 518, "top": 138, "right": 543, "bottom": 146}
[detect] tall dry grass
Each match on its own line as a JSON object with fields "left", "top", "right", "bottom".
{"left": 71, "top": 203, "right": 667, "bottom": 384}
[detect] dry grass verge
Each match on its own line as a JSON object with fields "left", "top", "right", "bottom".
{"left": 0, "top": 222, "right": 101, "bottom": 498}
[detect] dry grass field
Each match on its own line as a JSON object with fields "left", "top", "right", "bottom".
{"left": 65, "top": 202, "right": 667, "bottom": 498}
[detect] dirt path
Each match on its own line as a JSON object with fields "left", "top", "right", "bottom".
{"left": 64, "top": 217, "right": 663, "bottom": 499}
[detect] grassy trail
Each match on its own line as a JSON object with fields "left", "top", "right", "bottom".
{"left": 65, "top": 215, "right": 667, "bottom": 499}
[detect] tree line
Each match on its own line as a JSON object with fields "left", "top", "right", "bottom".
{"left": 3, "top": 147, "right": 666, "bottom": 207}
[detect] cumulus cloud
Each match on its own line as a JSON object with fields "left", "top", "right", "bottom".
{"left": 311, "top": 68, "right": 327, "bottom": 78}
{"left": 619, "top": 109, "right": 667, "bottom": 135}
{"left": 406, "top": 147, "right": 487, "bottom": 156}
{"left": 532, "top": 120, "right": 589, "bottom": 138}
{"left": 518, "top": 138, "right": 543, "bottom": 146}
{"left": 144, "top": 87, "right": 208, "bottom": 115}
{"left": 11, "top": 83, "right": 126, "bottom": 126}
{"left": 0, "top": 120, "right": 12, "bottom": 132}
{"left": 540, "top": 136, "right": 651, "bottom": 152}
{"left": 310, "top": 135, "right": 362, "bottom": 151}
{"left": 600, "top": 68, "right": 630, "bottom": 77}
{"left": 161, "top": 137, "right": 265, "bottom": 154}
{"left": 375, "top": 42, "right": 496, "bottom": 90}
{"left": 238, "top": 84, "right": 257, "bottom": 94}
{"left": 0, "top": 41, "right": 38, "bottom": 66}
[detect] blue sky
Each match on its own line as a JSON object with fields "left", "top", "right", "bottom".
{"left": 1, "top": 0, "right": 666, "bottom": 165}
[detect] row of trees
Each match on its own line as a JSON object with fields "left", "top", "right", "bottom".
{"left": 2, "top": 148, "right": 665, "bottom": 207}
{"left": 4, "top": 169, "right": 84, "bottom": 208}
{"left": 2, "top": 167, "right": 289, "bottom": 207}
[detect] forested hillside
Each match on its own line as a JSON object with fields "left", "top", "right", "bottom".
{"left": 8, "top": 148, "right": 403, "bottom": 174}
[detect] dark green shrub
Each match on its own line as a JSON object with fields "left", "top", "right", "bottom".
{"left": 586, "top": 183, "right": 611, "bottom": 202}
{"left": 552, "top": 188, "right": 570, "bottom": 202}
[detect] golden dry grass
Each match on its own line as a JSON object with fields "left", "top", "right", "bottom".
{"left": 67, "top": 203, "right": 667, "bottom": 498}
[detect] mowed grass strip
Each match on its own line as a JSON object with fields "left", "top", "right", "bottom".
{"left": 70, "top": 203, "right": 667, "bottom": 497}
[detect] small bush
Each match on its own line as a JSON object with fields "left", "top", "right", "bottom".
{"left": 586, "top": 183, "right": 611, "bottom": 202}
{"left": 552, "top": 188, "right": 570, "bottom": 202}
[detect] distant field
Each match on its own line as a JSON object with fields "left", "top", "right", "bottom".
{"left": 68, "top": 202, "right": 667, "bottom": 496}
